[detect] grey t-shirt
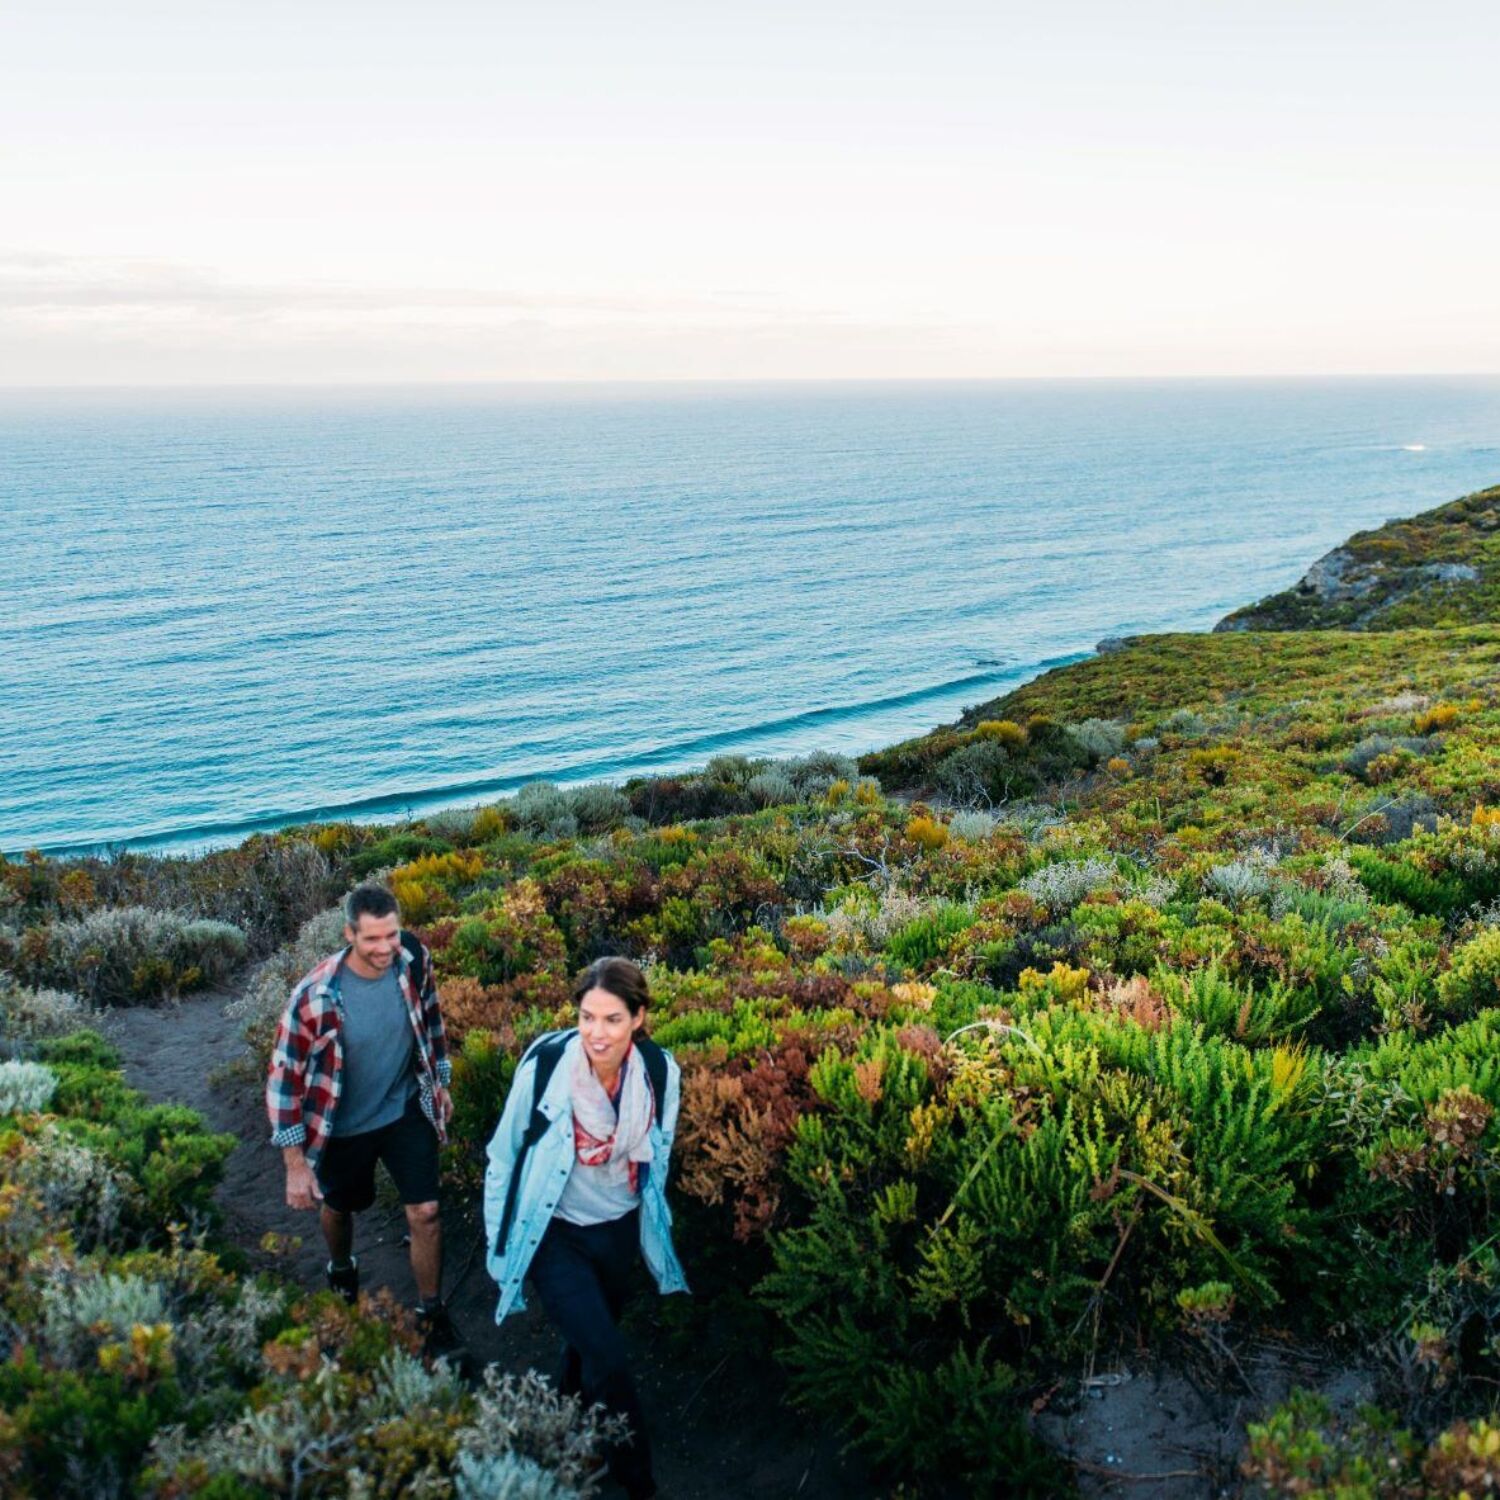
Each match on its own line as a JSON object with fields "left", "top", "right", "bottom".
{"left": 332, "top": 961, "right": 417, "bottom": 1137}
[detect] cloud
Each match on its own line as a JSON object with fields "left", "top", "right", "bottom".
{"left": 0, "top": 250, "right": 835, "bottom": 327}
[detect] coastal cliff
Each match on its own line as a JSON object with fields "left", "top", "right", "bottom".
{"left": 1216, "top": 482, "right": 1500, "bottom": 633}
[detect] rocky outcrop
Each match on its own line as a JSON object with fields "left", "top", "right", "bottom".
{"left": 1216, "top": 484, "right": 1498, "bottom": 632}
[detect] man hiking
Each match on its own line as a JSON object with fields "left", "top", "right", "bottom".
{"left": 266, "top": 882, "right": 462, "bottom": 1360}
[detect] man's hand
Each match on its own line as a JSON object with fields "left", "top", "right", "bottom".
{"left": 284, "top": 1150, "right": 324, "bottom": 1211}
{"left": 433, "top": 1085, "right": 454, "bottom": 1128}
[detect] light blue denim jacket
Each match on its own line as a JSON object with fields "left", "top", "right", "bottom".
{"left": 482, "top": 1032, "right": 690, "bottom": 1323}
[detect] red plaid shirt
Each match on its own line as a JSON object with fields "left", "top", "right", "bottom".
{"left": 266, "top": 938, "right": 451, "bottom": 1166}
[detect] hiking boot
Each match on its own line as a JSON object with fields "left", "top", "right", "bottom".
{"left": 326, "top": 1257, "right": 359, "bottom": 1304}
{"left": 417, "top": 1300, "right": 469, "bottom": 1369}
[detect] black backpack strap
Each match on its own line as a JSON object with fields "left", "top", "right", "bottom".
{"left": 636, "top": 1034, "right": 668, "bottom": 1123}
{"left": 399, "top": 930, "right": 428, "bottom": 999}
{"left": 493, "top": 1028, "right": 574, "bottom": 1261}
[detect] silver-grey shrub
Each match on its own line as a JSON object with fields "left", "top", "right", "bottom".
{"left": 1161, "top": 708, "right": 1207, "bottom": 738}
{"left": 11, "top": 1122, "right": 139, "bottom": 1246}
{"left": 0, "top": 979, "right": 86, "bottom": 1042}
{"left": 455, "top": 1452, "right": 575, "bottom": 1500}
{"left": 779, "top": 751, "right": 859, "bottom": 799}
{"left": 23, "top": 906, "right": 247, "bottom": 1006}
{"left": 1019, "top": 857, "right": 1119, "bottom": 912}
{"left": 149, "top": 1358, "right": 618, "bottom": 1498}
{"left": 997, "top": 802, "right": 1067, "bottom": 842}
{"left": 512, "top": 782, "right": 579, "bottom": 841}
{"left": 746, "top": 770, "right": 799, "bottom": 809}
{"left": 567, "top": 782, "right": 631, "bottom": 833}
{"left": 455, "top": 1366, "right": 626, "bottom": 1496}
{"left": 1067, "top": 718, "right": 1127, "bottom": 762}
{"left": 0, "top": 1059, "right": 58, "bottom": 1115}
{"left": 948, "top": 810, "right": 1000, "bottom": 842}
{"left": 1204, "top": 859, "right": 1275, "bottom": 906}
{"left": 704, "top": 754, "right": 757, "bottom": 787}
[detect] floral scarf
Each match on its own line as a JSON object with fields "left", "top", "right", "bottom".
{"left": 569, "top": 1037, "right": 655, "bottom": 1191}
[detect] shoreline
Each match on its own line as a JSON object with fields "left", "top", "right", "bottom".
{"left": 12, "top": 649, "right": 1095, "bottom": 859}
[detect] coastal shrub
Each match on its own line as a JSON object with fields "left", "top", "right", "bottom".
{"left": 143, "top": 1348, "right": 620, "bottom": 1499}
{"left": 974, "top": 718, "right": 1027, "bottom": 748}
{"left": 1437, "top": 926, "right": 1500, "bottom": 1017}
{"left": 348, "top": 831, "right": 453, "bottom": 880}
{"left": 440, "top": 880, "right": 570, "bottom": 1004}
{"left": 1067, "top": 717, "right": 1126, "bottom": 762}
{"left": 0, "top": 978, "right": 86, "bottom": 1043}
{"left": 745, "top": 770, "right": 798, "bottom": 809}
{"left": 1348, "top": 792, "right": 1441, "bottom": 845}
{"left": 1161, "top": 707, "right": 1208, "bottom": 738}
{"left": 776, "top": 752, "right": 859, "bottom": 800}
{"left": 1240, "top": 1389, "right": 1422, "bottom": 1496}
{"left": 947, "top": 810, "right": 998, "bottom": 842}
{"left": 7, "top": 1121, "right": 140, "bottom": 1248}
{"left": 704, "top": 753, "right": 757, "bottom": 787}
{"left": 29, "top": 1029, "right": 236, "bottom": 1234}
{"left": 1156, "top": 962, "right": 1319, "bottom": 1044}
{"left": 1019, "top": 857, "right": 1118, "bottom": 913}
{"left": 904, "top": 814, "right": 949, "bottom": 852}
{"left": 885, "top": 903, "right": 973, "bottom": 972}
{"left": 1204, "top": 858, "right": 1275, "bottom": 907}
{"left": 0, "top": 1059, "right": 58, "bottom": 1114}
{"left": 1415, "top": 702, "right": 1461, "bottom": 735}
{"left": 14, "top": 907, "right": 247, "bottom": 1007}
{"left": 566, "top": 782, "right": 632, "bottom": 833}
{"left": 1344, "top": 734, "right": 1430, "bottom": 784}
{"left": 389, "top": 848, "right": 487, "bottom": 925}
{"left": 932, "top": 739, "right": 1016, "bottom": 804}
{"left": 512, "top": 782, "right": 579, "bottom": 842}
{"left": 1347, "top": 848, "right": 1466, "bottom": 917}
{"left": 26, "top": 837, "right": 337, "bottom": 956}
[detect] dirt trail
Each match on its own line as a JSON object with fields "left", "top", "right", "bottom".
{"left": 105, "top": 990, "right": 869, "bottom": 1500}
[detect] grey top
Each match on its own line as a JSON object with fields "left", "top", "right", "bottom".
{"left": 554, "top": 1159, "right": 641, "bottom": 1226}
{"left": 332, "top": 961, "right": 416, "bottom": 1137}
{"left": 553, "top": 1078, "right": 641, "bottom": 1226}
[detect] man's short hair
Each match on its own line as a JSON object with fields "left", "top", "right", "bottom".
{"left": 344, "top": 883, "right": 399, "bottom": 927}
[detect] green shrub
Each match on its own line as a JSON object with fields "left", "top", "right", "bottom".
{"left": 1347, "top": 849, "right": 1465, "bottom": 916}
{"left": 347, "top": 831, "right": 454, "bottom": 878}
{"left": 885, "top": 903, "right": 973, "bottom": 971}
{"left": 1438, "top": 925, "right": 1500, "bottom": 1017}
{"left": 1241, "top": 1388, "right": 1421, "bottom": 1496}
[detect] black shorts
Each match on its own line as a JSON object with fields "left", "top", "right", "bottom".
{"left": 316, "top": 1097, "right": 440, "bottom": 1213}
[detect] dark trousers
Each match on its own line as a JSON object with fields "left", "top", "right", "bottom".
{"left": 528, "top": 1211, "right": 654, "bottom": 1498}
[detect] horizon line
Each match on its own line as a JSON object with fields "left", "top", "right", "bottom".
{"left": 4, "top": 369, "right": 1500, "bottom": 395}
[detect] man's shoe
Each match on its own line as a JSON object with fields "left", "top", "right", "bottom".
{"left": 326, "top": 1257, "right": 359, "bottom": 1304}
{"left": 417, "top": 1300, "right": 468, "bottom": 1368}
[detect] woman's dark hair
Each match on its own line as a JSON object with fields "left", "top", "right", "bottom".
{"left": 572, "top": 956, "right": 650, "bottom": 1016}
{"left": 344, "top": 883, "right": 400, "bottom": 926}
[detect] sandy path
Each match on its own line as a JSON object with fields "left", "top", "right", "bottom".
{"left": 105, "top": 989, "right": 870, "bottom": 1500}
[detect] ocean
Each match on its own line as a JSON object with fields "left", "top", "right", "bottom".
{"left": 5, "top": 377, "right": 1500, "bottom": 855}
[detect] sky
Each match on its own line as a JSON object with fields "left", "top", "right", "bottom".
{"left": 3, "top": 1, "right": 1499, "bottom": 384}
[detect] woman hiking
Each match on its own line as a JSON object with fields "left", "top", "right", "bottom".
{"left": 483, "top": 957, "right": 688, "bottom": 1500}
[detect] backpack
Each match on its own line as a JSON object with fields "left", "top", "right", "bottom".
{"left": 492, "top": 1028, "right": 668, "bottom": 1262}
